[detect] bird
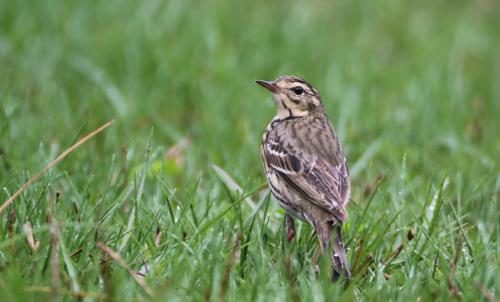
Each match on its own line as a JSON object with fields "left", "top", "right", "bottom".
{"left": 256, "top": 75, "right": 351, "bottom": 281}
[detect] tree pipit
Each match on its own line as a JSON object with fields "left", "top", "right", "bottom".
{"left": 257, "top": 75, "right": 351, "bottom": 281}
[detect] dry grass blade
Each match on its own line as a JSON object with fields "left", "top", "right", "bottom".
{"left": 283, "top": 255, "right": 300, "bottom": 302}
{"left": 475, "top": 282, "right": 497, "bottom": 302}
{"left": 23, "top": 222, "right": 40, "bottom": 252}
{"left": 7, "top": 211, "right": 16, "bottom": 253}
{"left": 352, "top": 253, "right": 374, "bottom": 277}
{"left": 0, "top": 120, "right": 114, "bottom": 216}
{"left": 351, "top": 239, "right": 365, "bottom": 273}
{"left": 219, "top": 234, "right": 241, "bottom": 302}
{"left": 96, "top": 242, "right": 154, "bottom": 297}
{"left": 49, "top": 214, "right": 61, "bottom": 301}
{"left": 383, "top": 244, "right": 404, "bottom": 267}
{"left": 448, "top": 235, "right": 463, "bottom": 298}
{"left": 212, "top": 164, "right": 257, "bottom": 210}
{"left": 155, "top": 226, "right": 162, "bottom": 247}
{"left": 24, "top": 286, "right": 106, "bottom": 299}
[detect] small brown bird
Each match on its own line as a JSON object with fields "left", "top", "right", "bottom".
{"left": 257, "top": 75, "right": 351, "bottom": 280}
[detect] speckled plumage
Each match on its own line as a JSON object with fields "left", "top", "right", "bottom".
{"left": 257, "top": 75, "right": 351, "bottom": 280}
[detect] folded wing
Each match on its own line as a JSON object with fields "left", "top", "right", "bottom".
{"left": 263, "top": 138, "right": 349, "bottom": 221}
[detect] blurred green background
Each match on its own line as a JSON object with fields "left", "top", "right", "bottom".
{"left": 0, "top": 0, "right": 499, "bottom": 301}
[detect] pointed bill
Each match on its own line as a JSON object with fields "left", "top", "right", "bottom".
{"left": 256, "top": 80, "right": 279, "bottom": 93}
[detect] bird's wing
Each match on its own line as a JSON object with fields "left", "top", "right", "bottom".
{"left": 263, "top": 138, "right": 349, "bottom": 221}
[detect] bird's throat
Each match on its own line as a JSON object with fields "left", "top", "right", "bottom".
{"left": 275, "top": 101, "right": 308, "bottom": 119}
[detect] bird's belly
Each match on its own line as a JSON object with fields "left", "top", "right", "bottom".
{"left": 266, "top": 171, "right": 309, "bottom": 223}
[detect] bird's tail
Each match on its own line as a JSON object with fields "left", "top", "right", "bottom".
{"left": 331, "top": 225, "right": 351, "bottom": 282}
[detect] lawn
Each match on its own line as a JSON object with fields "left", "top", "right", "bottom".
{"left": 0, "top": 0, "right": 499, "bottom": 301}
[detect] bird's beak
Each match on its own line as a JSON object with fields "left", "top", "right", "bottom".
{"left": 256, "top": 80, "right": 279, "bottom": 93}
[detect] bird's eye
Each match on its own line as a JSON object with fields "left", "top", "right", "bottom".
{"left": 291, "top": 86, "right": 304, "bottom": 95}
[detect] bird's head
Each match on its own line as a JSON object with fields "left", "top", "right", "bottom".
{"left": 256, "top": 75, "right": 323, "bottom": 118}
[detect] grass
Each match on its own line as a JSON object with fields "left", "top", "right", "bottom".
{"left": 0, "top": 0, "right": 499, "bottom": 301}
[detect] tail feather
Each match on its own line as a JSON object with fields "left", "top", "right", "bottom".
{"left": 331, "top": 225, "right": 350, "bottom": 281}
{"left": 314, "top": 220, "right": 351, "bottom": 282}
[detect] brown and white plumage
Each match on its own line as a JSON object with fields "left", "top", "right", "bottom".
{"left": 257, "top": 75, "right": 351, "bottom": 280}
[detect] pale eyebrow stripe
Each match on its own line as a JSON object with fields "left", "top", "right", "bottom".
{"left": 289, "top": 77, "right": 315, "bottom": 91}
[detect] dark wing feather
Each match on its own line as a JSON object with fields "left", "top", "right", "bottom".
{"left": 263, "top": 138, "right": 349, "bottom": 221}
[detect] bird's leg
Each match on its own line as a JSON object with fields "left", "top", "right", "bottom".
{"left": 285, "top": 214, "right": 296, "bottom": 241}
